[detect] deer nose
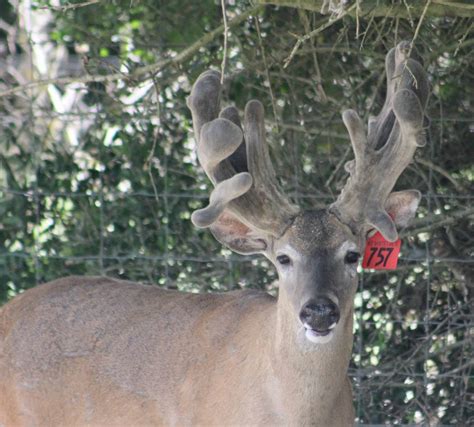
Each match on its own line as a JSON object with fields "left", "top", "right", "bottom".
{"left": 299, "top": 297, "right": 340, "bottom": 331}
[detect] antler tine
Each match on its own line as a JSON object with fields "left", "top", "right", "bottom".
{"left": 219, "top": 106, "right": 248, "bottom": 174}
{"left": 235, "top": 100, "right": 299, "bottom": 233}
{"left": 188, "top": 71, "right": 298, "bottom": 236}
{"left": 331, "top": 41, "right": 430, "bottom": 241}
{"left": 186, "top": 70, "right": 221, "bottom": 146}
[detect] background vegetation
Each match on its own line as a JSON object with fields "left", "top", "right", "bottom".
{"left": 0, "top": 0, "right": 472, "bottom": 424}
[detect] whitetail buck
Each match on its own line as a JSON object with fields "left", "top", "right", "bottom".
{"left": 0, "top": 42, "right": 428, "bottom": 426}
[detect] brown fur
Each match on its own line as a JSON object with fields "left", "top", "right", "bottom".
{"left": 0, "top": 211, "right": 357, "bottom": 427}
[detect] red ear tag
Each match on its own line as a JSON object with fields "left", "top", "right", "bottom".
{"left": 362, "top": 231, "right": 401, "bottom": 270}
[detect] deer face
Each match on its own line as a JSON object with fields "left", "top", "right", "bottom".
{"left": 202, "top": 193, "right": 419, "bottom": 346}
{"left": 270, "top": 210, "right": 360, "bottom": 344}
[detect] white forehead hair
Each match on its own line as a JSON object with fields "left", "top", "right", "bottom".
{"left": 336, "top": 241, "right": 358, "bottom": 259}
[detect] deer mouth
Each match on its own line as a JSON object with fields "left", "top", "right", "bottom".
{"left": 308, "top": 328, "right": 331, "bottom": 336}
{"left": 303, "top": 323, "right": 336, "bottom": 344}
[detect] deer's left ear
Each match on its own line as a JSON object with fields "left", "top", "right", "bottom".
{"left": 209, "top": 211, "right": 270, "bottom": 255}
{"left": 385, "top": 190, "right": 421, "bottom": 228}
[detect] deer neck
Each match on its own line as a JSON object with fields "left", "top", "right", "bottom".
{"left": 265, "top": 286, "right": 354, "bottom": 421}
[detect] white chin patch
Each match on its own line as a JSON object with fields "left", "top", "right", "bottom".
{"left": 304, "top": 328, "right": 335, "bottom": 344}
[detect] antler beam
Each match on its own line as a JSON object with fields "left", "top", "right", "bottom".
{"left": 330, "top": 41, "right": 430, "bottom": 241}
{"left": 187, "top": 70, "right": 298, "bottom": 236}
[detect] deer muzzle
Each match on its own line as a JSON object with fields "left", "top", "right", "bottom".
{"left": 299, "top": 297, "right": 340, "bottom": 344}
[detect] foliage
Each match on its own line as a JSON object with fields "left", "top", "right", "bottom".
{"left": 0, "top": 0, "right": 472, "bottom": 424}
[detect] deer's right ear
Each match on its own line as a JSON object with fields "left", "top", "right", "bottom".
{"left": 209, "top": 211, "right": 269, "bottom": 255}
{"left": 384, "top": 190, "right": 421, "bottom": 229}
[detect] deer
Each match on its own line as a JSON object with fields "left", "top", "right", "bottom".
{"left": 0, "top": 41, "right": 428, "bottom": 426}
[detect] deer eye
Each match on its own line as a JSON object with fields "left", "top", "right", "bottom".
{"left": 344, "top": 251, "right": 360, "bottom": 264}
{"left": 276, "top": 254, "right": 291, "bottom": 265}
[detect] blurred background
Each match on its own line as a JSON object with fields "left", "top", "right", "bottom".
{"left": 0, "top": 0, "right": 472, "bottom": 424}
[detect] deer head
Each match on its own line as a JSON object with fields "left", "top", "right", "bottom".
{"left": 187, "top": 41, "right": 429, "bottom": 345}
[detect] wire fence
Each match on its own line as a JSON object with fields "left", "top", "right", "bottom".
{"left": 1, "top": 146, "right": 472, "bottom": 425}
{"left": 1, "top": 86, "right": 473, "bottom": 424}
{"left": 0, "top": 2, "right": 473, "bottom": 425}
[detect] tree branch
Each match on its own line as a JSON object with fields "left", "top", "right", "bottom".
{"left": 40, "top": 0, "right": 101, "bottom": 12}
{"left": 256, "top": 0, "right": 474, "bottom": 18}
{"left": 283, "top": 3, "right": 357, "bottom": 68}
{"left": 0, "top": 5, "right": 261, "bottom": 99}
{"left": 401, "top": 206, "right": 474, "bottom": 237}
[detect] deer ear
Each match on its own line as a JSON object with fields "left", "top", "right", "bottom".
{"left": 384, "top": 190, "right": 421, "bottom": 228}
{"left": 209, "top": 211, "right": 269, "bottom": 255}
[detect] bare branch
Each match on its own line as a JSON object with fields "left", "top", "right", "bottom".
{"left": 256, "top": 0, "right": 474, "bottom": 18}
{"left": 283, "top": 3, "right": 357, "bottom": 68}
{"left": 408, "top": 0, "right": 432, "bottom": 57}
{"left": 401, "top": 206, "right": 474, "bottom": 237}
{"left": 39, "top": 0, "right": 101, "bottom": 12}
{"left": 0, "top": 5, "right": 261, "bottom": 99}
{"left": 220, "top": 0, "right": 229, "bottom": 84}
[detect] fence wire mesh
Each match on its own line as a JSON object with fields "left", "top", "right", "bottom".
{"left": 0, "top": 1, "right": 473, "bottom": 425}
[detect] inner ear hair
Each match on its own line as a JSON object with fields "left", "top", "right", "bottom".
{"left": 209, "top": 211, "right": 268, "bottom": 255}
